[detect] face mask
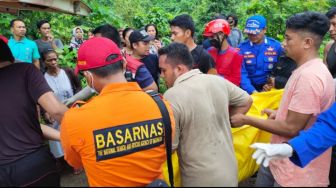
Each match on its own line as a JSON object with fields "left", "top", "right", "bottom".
{"left": 210, "top": 38, "right": 221, "bottom": 49}
{"left": 87, "top": 71, "right": 98, "bottom": 94}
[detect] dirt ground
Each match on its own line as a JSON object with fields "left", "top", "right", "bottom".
{"left": 60, "top": 167, "right": 256, "bottom": 187}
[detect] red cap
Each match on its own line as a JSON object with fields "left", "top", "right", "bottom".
{"left": 0, "top": 35, "right": 8, "bottom": 44}
{"left": 75, "top": 37, "right": 123, "bottom": 75}
{"left": 203, "top": 19, "right": 231, "bottom": 37}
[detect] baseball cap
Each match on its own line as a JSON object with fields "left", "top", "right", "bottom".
{"left": 129, "top": 29, "right": 154, "bottom": 46}
{"left": 244, "top": 15, "right": 267, "bottom": 35}
{"left": 75, "top": 37, "right": 123, "bottom": 75}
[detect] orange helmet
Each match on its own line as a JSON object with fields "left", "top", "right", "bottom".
{"left": 203, "top": 19, "right": 231, "bottom": 37}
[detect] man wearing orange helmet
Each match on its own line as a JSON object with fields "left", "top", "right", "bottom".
{"left": 204, "top": 19, "right": 243, "bottom": 86}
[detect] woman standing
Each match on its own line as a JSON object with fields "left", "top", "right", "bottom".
{"left": 145, "top": 24, "right": 163, "bottom": 55}
{"left": 70, "top": 27, "right": 85, "bottom": 50}
{"left": 42, "top": 50, "right": 82, "bottom": 173}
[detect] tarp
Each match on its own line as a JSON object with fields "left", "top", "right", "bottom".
{"left": 163, "top": 89, "right": 284, "bottom": 186}
{"left": 0, "top": 0, "right": 91, "bottom": 16}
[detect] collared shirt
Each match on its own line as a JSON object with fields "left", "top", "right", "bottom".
{"left": 164, "top": 69, "right": 250, "bottom": 187}
{"left": 239, "top": 37, "right": 283, "bottom": 94}
{"left": 270, "top": 58, "right": 335, "bottom": 187}
{"left": 8, "top": 37, "right": 40, "bottom": 63}
{"left": 61, "top": 82, "right": 175, "bottom": 187}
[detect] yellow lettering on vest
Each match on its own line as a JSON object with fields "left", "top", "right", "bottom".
{"left": 150, "top": 123, "right": 158, "bottom": 137}
{"left": 106, "top": 132, "right": 116, "bottom": 147}
{"left": 141, "top": 125, "right": 149, "bottom": 139}
{"left": 132, "top": 126, "right": 141, "bottom": 141}
{"left": 157, "top": 122, "right": 163, "bottom": 136}
{"left": 95, "top": 134, "right": 105, "bottom": 149}
{"left": 116, "top": 129, "right": 124, "bottom": 145}
{"left": 124, "top": 128, "right": 133, "bottom": 143}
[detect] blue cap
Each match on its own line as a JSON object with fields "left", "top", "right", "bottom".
{"left": 244, "top": 15, "right": 267, "bottom": 35}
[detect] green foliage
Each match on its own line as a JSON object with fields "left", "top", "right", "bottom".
{"left": 56, "top": 45, "right": 77, "bottom": 68}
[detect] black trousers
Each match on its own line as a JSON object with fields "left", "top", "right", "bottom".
{"left": 0, "top": 146, "right": 60, "bottom": 187}
{"left": 329, "top": 148, "right": 336, "bottom": 187}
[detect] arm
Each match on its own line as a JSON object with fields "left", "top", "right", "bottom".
{"left": 229, "top": 97, "right": 252, "bottom": 117}
{"left": 288, "top": 103, "right": 336, "bottom": 167}
{"left": 63, "top": 86, "right": 93, "bottom": 106}
{"left": 33, "top": 59, "right": 40, "bottom": 69}
{"left": 250, "top": 103, "right": 336, "bottom": 168}
{"left": 41, "top": 124, "right": 60, "bottom": 141}
{"left": 38, "top": 91, "right": 68, "bottom": 122}
{"left": 142, "top": 81, "right": 158, "bottom": 92}
{"left": 231, "top": 109, "right": 312, "bottom": 138}
{"left": 323, "top": 41, "right": 333, "bottom": 66}
{"left": 136, "top": 66, "right": 158, "bottom": 92}
{"left": 61, "top": 113, "right": 83, "bottom": 169}
{"left": 240, "top": 62, "right": 257, "bottom": 94}
{"left": 32, "top": 42, "right": 41, "bottom": 69}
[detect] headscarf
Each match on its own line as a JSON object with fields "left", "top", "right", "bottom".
{"left": 70, "top": 27, "right": 85, "bottom": 49}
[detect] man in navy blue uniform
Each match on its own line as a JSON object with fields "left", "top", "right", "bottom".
{"left": 239, "top": 15, "right": 283, "bottom": 94}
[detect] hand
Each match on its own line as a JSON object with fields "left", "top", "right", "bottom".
{"left": 230, "top": 113, "right": 247, "bottom": 128}
{"left": 46, "top": 33, "right": 54, "bottom": 43}
{"left": 262, "top": 84, "right": 273, "bottom": 92}
{"left": 250, "top": 143, "right": 293, "bottom": 167}
{"left": 44, "top": 112, "right": 55, "bottom": 124}
{"left": 261, "top": 109, "right": 277, "bottom": 119}
{"left": 154, "top": 39, "right": 162, "bottom": 49}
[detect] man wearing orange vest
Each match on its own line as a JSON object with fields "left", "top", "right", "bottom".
{"left": 60, "top": 37, "right": 175, "bottom": 186}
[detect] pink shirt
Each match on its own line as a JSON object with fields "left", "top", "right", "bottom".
{"left": 270, "top": 58, "right": 335, "bottom": 187}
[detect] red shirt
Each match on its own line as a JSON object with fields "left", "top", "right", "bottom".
{"left": 208, "top": 46, "right": 243, "bottom": 86}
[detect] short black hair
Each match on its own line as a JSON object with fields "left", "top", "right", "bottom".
{"left": 36, "top": 20, "right": 50, "bottom": 29}
{"left": 122, "top": 27, "right": 134, "bottom": 40}
{"left": 10, "top": 18, "right": 24, "bottom": 28}
{"left": 227, "top": 14, "right": 238, "bottom": 27}
{"left": 145, "top": 23, "right": 159, "bottom": 39}
{"left": 0, "top": 40, "right": 15, "bottom": 63}
{"left": 93, "top": 24, "right": 121, "bottom": 48}
{"left": 158, "top": 42, "right": 193, "bottom": 69}
{"left": 41, "top": 49, "right": 57, "bottom": 61}
{"left": 286, "top": 11, "right": 330, "bottom": 48}
{"left": 169, "top": 14, "right": 195, "bottom": 37}
{"left": 89, "top": 54, "right": 124, "bottom": 78}
{"left": 326, "top": 7, "right": 336, "bottom": 19}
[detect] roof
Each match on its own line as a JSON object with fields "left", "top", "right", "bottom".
{"left": 0, "top": 0, "right": 91, "bottom": 16}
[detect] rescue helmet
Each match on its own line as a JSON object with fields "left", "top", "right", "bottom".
{"left": 203, "top": 19, "right": 231, "bottom": 37}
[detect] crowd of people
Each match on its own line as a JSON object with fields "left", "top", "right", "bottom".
{"left": 1, "top": 8, "right": 336, "bottom": 187}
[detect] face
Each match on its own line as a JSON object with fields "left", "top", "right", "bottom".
{"left": 247, "top": 29, "right": 266, "bottom": 44}
{"left": 329, "top": 16, "right": 336, "bottom": 41}
{"left": 39, "top": 23, "right": 51, "bottom": 37}
{"left": 283, "top": 29, "right": 305, "bottom": 60}
{"left": 88, "top": 31, "right": 94, "bottom": 39}
{"left": 227, "top": 17, "right": 235, "bottom": 27}
{"left": 76, "top": 28, "right": 83, "bottom": 39}
{"left": 170, "top": 26, "right": 189, "bottom": 44}
{"left": 159, "top": 55, "right": 179, "bottom": 88}
{"left": 147, "top": 26, "right": 156, "bottom": 37}
{"left": 133, "top": 41, "right": 150, "bottom": 57}
{"left": 44, "top": 52, "right": 59, "bottom": 70}
{"left": 125, "top": 30, "right": 133, "bottom": 48}
{"left": 11, "top": 20, "right": 26, "bottom": 37}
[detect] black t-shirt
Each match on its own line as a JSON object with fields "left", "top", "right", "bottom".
{"left": 327, "top": 42, "right": 336, "bottom": 78}
{"left": 141, "top": 54, "right": 160, "bottom": 85}
{"left": 191, "top": 45, "right": 216, "bottom": 73}
{"left": 0, "top": 63, "right": 51, "bottom": 165}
